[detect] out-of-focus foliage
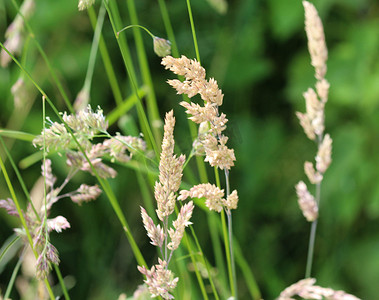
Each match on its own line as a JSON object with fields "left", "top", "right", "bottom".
{"left": 1, "top": 0, "right": 379, "bottom": 299}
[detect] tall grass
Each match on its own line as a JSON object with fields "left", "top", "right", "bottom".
{"left": 0, "top": 0, "right": 374, "bottom": 299}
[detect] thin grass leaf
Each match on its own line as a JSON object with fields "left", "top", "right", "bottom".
{"left": 0, "top": 129, "right": 35, "bottom": 142}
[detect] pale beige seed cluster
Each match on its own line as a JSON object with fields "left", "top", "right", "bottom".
{"left": 277, "top": 278, "right": 361, "bottom": 300}
{"left": 296, "top": 1, "right": 332, "bottom": 222}
{"left": 178, "top": 183, "right": 238, "bottom": 212}
{"left": 138, "top": 111, "right": 194, "bottom": 299}
{"left": 137, "top": 259, "right": 179, "bottom": 300}
{"left": 295, "top": 181, "right": 318, "bottom": 222}
{"left": 155, "top": 110, "right": 186, "bottom": 221}
{"left": 70, "top": 184, "right": 102, "bottom": 205}
{"left": 297, "top": 1, "right": 330, "bottom": 142}
{"left": 34, "top": 105, "right": 146, "bottom": 179}
{"left": 303, "top": 1, "right": 328, "bottom": 81}
{"left": 78, "top": 0, "right": 95, "bottom": 11}
{"left": 167, "top": 201, "right": 194, "bottom": 250}
{"left": 161, "top": 55, "right": 235, "bottom": 170}
{"left": 0, "top": 157, "right": 100, "bottom": 280}
{"left": 141, "top": 207, "right": 164, "bottom": 248}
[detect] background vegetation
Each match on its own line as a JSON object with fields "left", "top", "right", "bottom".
{"left": 1, "top": 0, "right": 379, "bottom": 299}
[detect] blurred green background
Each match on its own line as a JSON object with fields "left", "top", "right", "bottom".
{"left": 1, "top": 0, "right": 379, "bottom": 299}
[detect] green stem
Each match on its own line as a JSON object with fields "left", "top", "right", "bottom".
{"left": 0, "top": 152, "right": 55, "bottom": 300}
{"left": 182, "top": 232, "right": 209, "bottom": 300}
{"left": 225, "top": 169, "right": 237, "bottom": 299}
{"left": 0, "top": 136, "right": 71, "bottom": 297}
{"left": 233, "top": 238, "right": 261, "bottom": 299}
{"left": 186, "top": 0, "right": 201, "bottom": 63}
{"left": 0, "top": 137, "right": 39, "bottom": 220}
{"left": 157, "top": 0, "right": 180, "bottom": 57}
{"left": 105, "top": 0, "right": 160, "bottom": 159}
{"left": 54, "top": 264, "right": 71, "bottom": 299}
{"left": 87, "top": 6, "right": 123, "bottom": 106}
{"left": 221, "top": 209, "right": 233, "bottom": 296}
{"left": 188, "top": 225, "right": 220, "bottom": 300}
{"left": 0, "top": 235, "right": 21, "bottom": 263}
{"left": 125, "top": 0, "right": 162, "bottom": 146}
{"left": 226, "top": 210, "right": 236, "bottom": 298}
{"left": 117, "top": 24, "right": 155, "bottom": 39}
{"left": 305, "top": 134, "right": 323, "bottom": 278}
{"left": 4, "top": 250, "right": 23, "bottom": 299}
{"left": 305, "top": 180, "right": 321, "bottom": 278}
{"left": 76, "top": 1, "right": 107, "bottom": 110}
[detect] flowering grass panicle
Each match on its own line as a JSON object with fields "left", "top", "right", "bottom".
{"left": 162, "top": 55, "right": 235, "bottom": 171}
{"left": 303, "top": 1, "right": 328, "bottom": 81}
{"left": 277, "top": 278, "right": 361, "bottom": 300}
{"left": 162, "top": 55, "right": 239, "bottom": 298}
{"left": 140, "top": 207, "right": 164, "bottom": 248}
{"left": 155, "top": 110, "right": 186, "bottom": 221}
{"left": 33, "top": 105, "right": 108, "bottom": 152}
{"left": 295, "top": 181, "right": 318, "bottom": 222}
{"left": 70, "top": 184, "right": 102, "bottom": 205}
{"left": 138, "top": 111, "right": 194, "bottom": 299}
{"left": 34, "top": 105, "right": 146, "bottom": 179}
{"left": 178, "top": 183, "right": 238, "bottom": 213}
{"left": 0, "top": 157, "right": 103, "bottom": 279}
{"left": 295, "top": 1, "right": 332, "bottom": 222}
{"left": 137, "top": 259, "right": 179, "bottom": 300}
{"left": 167, "top": 201, "right": 194, "bottom": 251}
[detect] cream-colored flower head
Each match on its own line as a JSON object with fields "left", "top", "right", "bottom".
{"left": 296, "top": 88, "right": 324, "bottom": 141}
{"left": 179, "top": 183, "right": 238, "bottom": 213}
{"left": 167, "top": 201, "right": 194, "bottom": 250}
{"left": 304, "top": 161, "right": 322, "bottom": 184}
{"left": 155, "top": 110, "right": 185, "bottom": 221}
{"left": 162, "top": 55, "right": 235, "bottom": 170}
{"left": 278, "top": 277, "right": 361, "bottom": 300}
{"left": 141, "top": 207, "right": 164, "bottom": 248}
{"left": 295, "top": 181, "right": 318, "bottom": 222}
{"left": 78, "top": 0, "right": 95, "bottom": 11}
{"left": 303, "top": 1, "right": 328, "bottom": 81}
{"left": 137, "top": 258, "right": 179, "bottom": 300}
{"left": 315, "top": 133, "right": 332, "bottom": 173}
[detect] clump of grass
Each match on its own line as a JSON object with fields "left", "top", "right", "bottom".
{"left": 0, "top": 0, "right": 365, "bottom": 299}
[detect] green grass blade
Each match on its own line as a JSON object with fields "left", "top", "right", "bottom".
{"left": 4, "top": 251, "right": 23, "bottom": 299}
{"left": 87, "top": 6, "right": 123, "bottom": 106}
{"left": 0, "top": 129, "right": 35, "bottom": 142}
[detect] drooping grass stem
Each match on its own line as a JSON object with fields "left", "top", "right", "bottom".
{"left": 105, "top": 0, "right": 160, "bottom": 159}
{"left": 125, "top": 0, "right": 162, "bottom": 146}
{"left": 117, "top": 24, "right": 155, "bottom": 39}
